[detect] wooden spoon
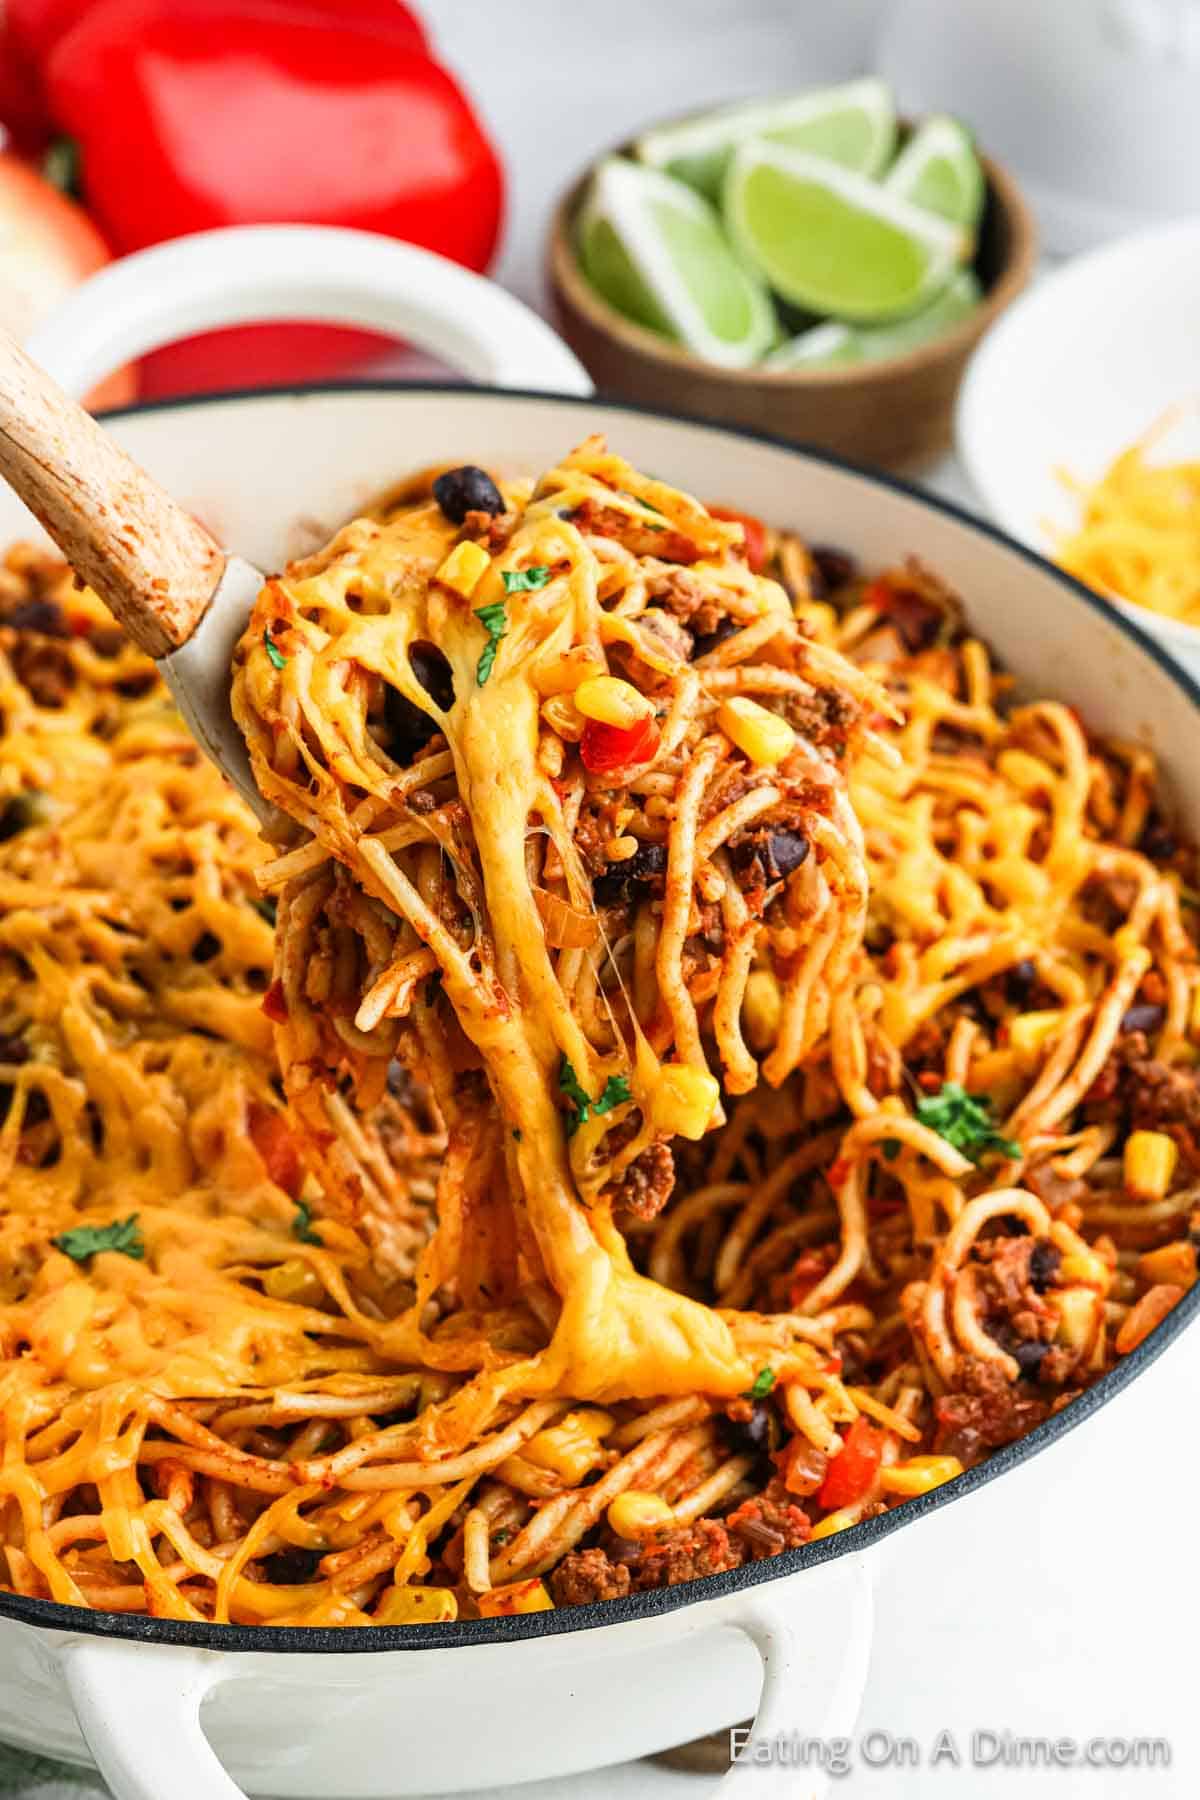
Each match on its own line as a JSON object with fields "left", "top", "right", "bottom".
{"left": 0, "top": 329, "right": 269, "bottom": 817}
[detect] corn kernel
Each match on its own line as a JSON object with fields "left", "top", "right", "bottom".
{"left": 809, "top": 1505, "right": 861, "bottom": 1541}
{"left": 742, "top": 969, "right": 782, "bottom": 1052}
{"left": 1124, "top": 1129, "right": 1178, "bottom": 1200}
{"left": 605, "top": 835, "right": 639, "bottom": 862}
{"left": 477, "top": 1578, "right": 553, "bottom": 1617}
{"left": 523, "top": 1409, "right": 615, "bottom": 1484}
{"left": 1053, "top": 1286, "right": 1101, "bottom": 1352}
{"left": 262, "top": 1259, "right": 325, "bottom": 1306}
{"left": 1137, "top": 1241, "right": 1198, "bottom": 1290}
{"left": 1008, "top": 1009, "right": 1062, "bottom": 1070}
{"left": 1057, "top": 1244, "right": 1109, "bottom": 1290}
{"left": 718, "top": 697, "right": 796, "bottom": 767}
{"left": 606, "top": 1491, "right": 674, "bottom": 1538}
{"left": 435, "top": 540, "right": 490, "bottom": 599}
{"left": 879, "top": 1455, "right": 963, "bottom": 1498}
{"left": 374, "top": 1584, "right": 458, "bottom": 1625}
{"left": 534, "top": 646, "right": 606, "bottom": 696}
{"left": 649, "top": 1064, "right": 720, "bottom": 1140}
{"left": 574, "top": 675, "right": 654, "bottom": 729}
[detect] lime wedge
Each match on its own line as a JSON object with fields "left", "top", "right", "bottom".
{"left": 764, "top": 271, "right": 982, "bottom": 370}
{"left": 577, "top": 158, "right": 777, "bottom": 368}
{"left": 724, "top": 142, "right": 967, "bottom": 324}
{"left": 886, "top": 115, "right": 986, "bottom": 234}
{"left": 763, "top": 322, "right": 857, "bottom": 370}
{"left": 634, "top": 78, "right": 897, "bottom": 203}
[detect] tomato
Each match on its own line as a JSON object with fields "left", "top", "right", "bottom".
{"left": 817, "top": 1417, "right": 886, "bottom": 1511}
{"left": 0, "top": 153, "right": 134, "bottom": 408}
{"left": 247, "top": 1100, "right": 302, "bottom": 1198}
{"left": 709, "top": 505, "right": 768, "bottom": 574}
{"left": 579, "top": 714, "right": 660, "bottom": 775}
{"left": 261, "top": 979, "right": 288, "bottom": 1024}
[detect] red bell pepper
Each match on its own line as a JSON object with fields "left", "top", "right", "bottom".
{"left": 708, "top": 505, "right": 769, "bottom": 574}
{"left": 580, "top": 714, "right": 661, "bottom": 775}
{"left": 817, "top": 1416, "right": 886, "bottom": 1512}
{"left": 247, "top": 1099, "right": 303, "bottom": 1198}
{"left": 32, "top": 0, "right": 502, "bottom": 395}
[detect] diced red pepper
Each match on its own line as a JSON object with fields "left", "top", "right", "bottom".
{"left": 817, "top": 1417, "right": 885, "bottom": 1512}
{"left": 709, "top": 505, "right": 768, "bottom": 574}
{"left": 247, "top": 1100, "right": 302, "bottom": 1198}
{"left": 579, "top": 713, "right": 660, "bottom": 775}
{"left": 261, "top": 979, "right": 288, "bottom": 1024}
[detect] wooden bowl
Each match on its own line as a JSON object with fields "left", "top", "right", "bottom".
{"left": 547, "top": 135, "right": 1037, "bottom": 474}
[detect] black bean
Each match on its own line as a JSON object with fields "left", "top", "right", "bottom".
{"left": 593, "top": 841, "right": 668, "bottom": 907}
{"left": 1006, "top": 959, "right": 1037, "bottom": 1002}
{"left": 1010, "top": 1337, "right": 1049, "bottom": 1379}
{"left": 1140, "top": 821, "right": 1178, "bottom": 861}
{"left": 606, "top": 1535, "right": 645, "bottom": 1566}
{"left": 261, "top": 1547, "right": 324, "bottom": 1585}
{"left": 731, "top": 827, "right": 809, "bottom": 885}
{"left": 432, "top": 465, "right": 504, "bottom": 525}
{"left": 1028, "top": 1241, "right": 1061, "bottom": 1293}
{"left": 691, "top": 616, "right": 739, "bottom": 659}
{"left": 409, "top": 641, "right": 455, "bottom": 713}
{"left": 809, "top": 546, "right": 857, "bottom": 597}
{"left": 5, "top": 598, "right": 69, "bottom": 636}
{"left": 765, "top": 829, "right": 809, "bottom": 879}
{"left": 382, "top": 642, "right": 456, "bottom": 766}
{"left": 1121, "top": 1002, "right": 1166, "bottom": 1036}
{"left": 718, "top": 1399, "right": 782, "bottom": 1460}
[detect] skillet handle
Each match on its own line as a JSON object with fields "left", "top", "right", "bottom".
{"left": 24, "top": 223, "right": 593, "bottom": 403}
{"left": 715, "top": 1553, "right": 874, "bottom": 1799}
{"left": 57, "top": 1639, "right": 242, "bottom": 1800}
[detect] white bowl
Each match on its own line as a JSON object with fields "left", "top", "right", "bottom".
{"left": 955, "top": 217, "right": 1200, "bottom": 673}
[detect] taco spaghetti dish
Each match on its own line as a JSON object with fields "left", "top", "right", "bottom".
{"left": 0, "top": 439, "right": 1196, "bottom": 1626}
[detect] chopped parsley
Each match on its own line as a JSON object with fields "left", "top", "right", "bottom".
{"left": 263, "top": 626, "right": 287, "bottom": 670}
{"left": 501, "top": 565, "right": 551, "bottom": 594}
{"left": 595, "top": 1074, "right": 632, "bottom": 1116}
{"left": 558, "top": 1057, "right": 631, "bottom": 1137}
{"left": 512, "top": 1129, "right": 523, "bottom": 1142}
{"left": 292, "top": 1199, "right": 323, "bottom": 1245}
{"left": 54, "top": 1214, "right": 144, "bottom": 1263}
{"left": 474, "top": 600, "right": 508, "bottom": 685}
{"left": 914, "top": 1081, "right": 1021, "bottom": 1164}
{"left": 743, "top": 1367, "right": 776, "bottom": 1401}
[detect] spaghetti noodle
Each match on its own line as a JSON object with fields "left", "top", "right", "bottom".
{"left": 0, "top": 443, "right": 1195, "bottom": 1627}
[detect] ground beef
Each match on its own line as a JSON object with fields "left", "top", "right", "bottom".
{"left": 568, "top": 502, "right": 699, "bottom": 567}
{"left": 630, "top": 1518, "right": 745, "bottom": 1590}
{"left": 933, "top": 1357, "right": 1050, "bottom": 1465}
{"left": 645, "top": 567, "right": 724, "bottom": 636}
{"left": 725, "top": 1481, "right": 811, "bottom": 1558}
{"left": 549, "top": 1547, "right": 632, "bottom": 1607}
{"left": 5, "top": 637, "right": 75, "bottom": 707}
{"left": 779, "top": 685, "right": 860, "bottom": 751}
{"left": 1087, "top": 1034, "right": 1200, "bottom": 1170}
{"left": 972, "top": 1235, "right": 1058, "bottom": 1355}
{"left": 610, "top": 1140, "right": 675, "bottom": 1222}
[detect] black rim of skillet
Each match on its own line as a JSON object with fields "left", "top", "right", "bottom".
{"left": 4, "top": 379, "right": 1199, "bottom": 1655}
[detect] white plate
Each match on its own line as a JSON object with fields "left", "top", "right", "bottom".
{"left": 955, "top": 217, "right": 1200, "bottom": 671}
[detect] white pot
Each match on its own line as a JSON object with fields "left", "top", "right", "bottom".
{"left": 4, "top": 224, "right": 1200, "bottom": 1800}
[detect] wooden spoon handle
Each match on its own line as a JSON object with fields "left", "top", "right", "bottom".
{"left": 0, "top": 329, "right": 224, "bottom": 657}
